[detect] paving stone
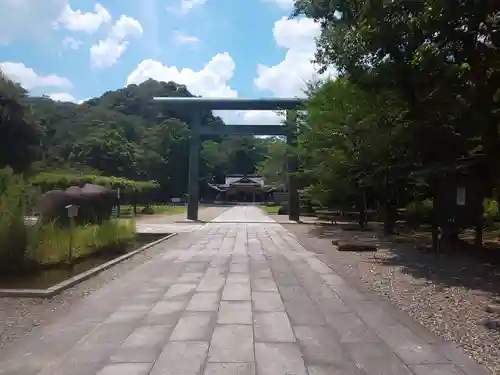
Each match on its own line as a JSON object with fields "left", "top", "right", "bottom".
{"left": 316, "top": 294, "right": 351, "bottom": 313}
{"left": 132, "top": 292, "right": 164, "bottom": 303}
{"left": 409, "top": 364, "right": 468, "bottom": 375}
{"left": 273, "top": 272, "right": 300, "bottom": 285}
{"left": 293, "top": 325, "right": 346, "bottom": 365}
{"left": 330, "top": 283, "right": 368, "bottom": 302}
{"left": 187, "top": 292, "right": 220, "bottom": 311}
{"left": 120, "top": 324, "right": 172, "bottom": 348}
{"left": 151, "top": 276, "right": 179, "bottom": 286}
{"left": 208, "top": 325, "right": 254, "bottom": 362}
{"left": 79, "top": 322, "right": 136, "bottom": 348}
{"left": 197, "top": 277, "right": 226, "bottom": 292}
{"left": 345, "top": 343, "right": 414, "bottom": 375}
{"left": 278, "top": 285, "right": 311, "bottom": 302}
{"left": 307, "top": 364, "right": 360, "bottom": 375}
{"left": 104, "top": 310, "right": 147, "bottom": 324}
{"left": 222, "top": 282, "right": 251, "bottom": 301}
{"left": 170, "top": 312, "right": 214, "bottom": 341}
{"left": 203, "top": 363, "right": 255, "bottom": 375}
{"left": 305, "top": 281, "right": 338, "bottom": 301}
{"left": 144, "top": 300, "right": 187, "bottom": 325}
{"left": 150, "top": 341, "right": 208, "bottom": 375}
{"left": 253, "top": 268, "right": 273, "bottom": 278}
{"left": 178, "top": 272, "right": 205, "bottom": 283}
{"left": 255, "top": 342, "right": 308, "bottom": 375}
{"left": 254, "top": 312, "right": 295, "bottom": 342}
{"left": 433, "top": 342, "right": 493, "bottom": 375}
{"left": 252, "top": 291, "right": 285, "bottom": 312}
{"left": 218, "top": 301, "right": 253, "bottom": 324}
{"left": 38, "top": 343, "right": 119, "bottom": 375}
{"left": 118, "top": 302, "right": 157, "bottom": 312}
{"left": 251, "top": 278, "right": 278, "bottom": 292}
{"left": 164, "top": 284, "right": 198, "bottom": 300}
{"left": 321, "top": 273, "right": 345, "bottom": 287}
{"left": 110, "top": 324, "right": 173, "bottom": 363}
{"left": 283, "top": 301, "right": 326, "bottom": 326}
{"left": 184, "top": 263, "right": 207, "bottom": 272}
{"left": 230, "top": 263, "right": 249, "bottom": 273}
{"left": 303, "top": 257, "right": 332, "bottom": 273}
{"left": 96, "top": 363, "right": 153, "bottom": 375}
{"left": 227, "top": 273, "right": 250, "bottom": 283}
{"left": 325, "top": 312, "right": 380, "bottom": 343}
{"left": 376, "top": 324, "right": 448, "bottom": 365}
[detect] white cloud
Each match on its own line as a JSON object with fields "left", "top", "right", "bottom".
{"left": 216, "top": 110, "right": 284, "bottom": 125}
{"left": 62, "top": 36, "right": 83, "bottom": 50}
{"left": 126, "top": 53, "right": 283, "bottom": 123}
{"left": 90, "top": 15, "right": 143, "bottom": 68}
{"left": 125, "top": 16, "right": 333, "bottom": 125}
{"left": 0, "top": 0, "right": 66, "bottom": 44}
{"left": 0, "top": 62, "right": 72, "bottom": 90}
{"left": 254, "top": 17, "right": 336, "bottom": 97}
{"left": 173, "top": 31, "right": 200, "bottom": 46}
{"left": 109, "top": 15, "right": 143, "bottom": 40}
{"left": 262, "top": 0, "right": 294, "bottom": 10}
{"left": 55, "top": 3, "right": 111, "bottom": 33}
{"left": 167, "top": 0, "right": 207, "bottom": 15}
{"left": 48, "top": 92, "right": 77, "bottom": 102}
{"left": 127, "top": 52, "right": 237, "bottom": 98}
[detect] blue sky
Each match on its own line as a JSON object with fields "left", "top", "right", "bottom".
{"left": 0, "top": 0, "right": 332, "bottom": 123}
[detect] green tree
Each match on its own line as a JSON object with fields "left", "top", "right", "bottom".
{"left": 300, "top": 78, "right": 413, "bottom": 231}
{"left": 293, "top": 0, "right": 500, "bottom": 178}
{"left": 256, "top": 137, "right": 288, "bottom": 188}
{"left": 0, "top": 72, "right": 41, "bottom": 172}
{"left": 68, "top": 129, "right": 139, "bottom": 178}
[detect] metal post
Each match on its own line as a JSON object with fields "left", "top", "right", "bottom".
{"left": 286, "top": 111, "right": 300, "bottom": 222}
{"left": 66, "top": 204, "right": 78, "bottom": 266}
{"left": 68, "top": 216, "right": 75, "bottom": 265}
{"left": 187, "top": 113, "right": 201, "bottom": 221}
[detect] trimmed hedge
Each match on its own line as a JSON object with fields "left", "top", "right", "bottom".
{"left": 30, "top": 172, "right": 159, "bottom": 194}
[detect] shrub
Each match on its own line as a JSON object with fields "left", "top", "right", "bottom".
{"left": 483, "top": 198, "right": 499, "bottom": 219}
{"left": 0, "top": 167, "right": 28, "bottom": 267}
{"left": 30, "top": 172, "right": 159, "bottom": 194}
{"left": 27, "top": 219, "right": 136, "bottom": 265}
{"left": 404, "top": 199, "right": 433, "bottom": 224}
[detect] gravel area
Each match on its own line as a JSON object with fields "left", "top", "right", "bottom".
{"left": 285, "top": 222, "right": 500, "bottom": 375}
{"left": 0, "top": 206, "right": 227, "bottom": 351}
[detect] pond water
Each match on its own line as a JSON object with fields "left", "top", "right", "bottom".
{"left": 0, "top": 233, "right": 166, "bottom": 290}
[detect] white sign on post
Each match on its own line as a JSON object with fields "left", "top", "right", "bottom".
{"left": 172, "top": 197, "right": 181, "bottom": 203}
{"left": 456, "top": 187, "right": 466, "bottom": 206}
{"left": 66, "top": 204, "right": 79, "bottom": 218}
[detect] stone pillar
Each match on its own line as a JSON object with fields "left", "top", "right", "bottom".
{"left": 187, "top": 113, "right": 201, "bottom": 221}
{"left": 286, "top": 111, "right": 300, "bottom": 222}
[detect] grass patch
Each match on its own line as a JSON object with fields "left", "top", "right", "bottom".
{"left": 148, "top": 205, "right": 186, "bottom": 215}
{"left": 27, "top": 219, "right": 136, "bottom": 266}
{"left": 261, "top": 205, "right": 281, "bottom": 214}
{"left": 119, "top": 204, "right": 186, "bottom": 216}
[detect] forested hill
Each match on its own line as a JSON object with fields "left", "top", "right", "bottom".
{"left": 7, "top": 78, "right": 287, "bottom": 199}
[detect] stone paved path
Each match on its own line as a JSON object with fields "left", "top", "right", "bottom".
{"left": 0, "top": 207, "right": 491, "bottom": 375}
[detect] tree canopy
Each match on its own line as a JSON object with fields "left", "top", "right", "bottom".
{"left": 0, "top": 74, "right": 276, "bottom": 199}
{"left": 290, "top": 0, "right": 500, "bottom": 231}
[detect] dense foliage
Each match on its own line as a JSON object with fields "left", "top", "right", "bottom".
{"left": 292, "top": 0, "right": 500, "bottom": 231}
{"left": 30, "top": 172, "right": 159, "bottom": 194}
{"left": 0, "top": 74, "right": 281, "bottom": 200}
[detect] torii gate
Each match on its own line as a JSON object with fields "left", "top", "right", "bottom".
{"left": 152, "top": 97, "right": 304, "bottom": 222}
